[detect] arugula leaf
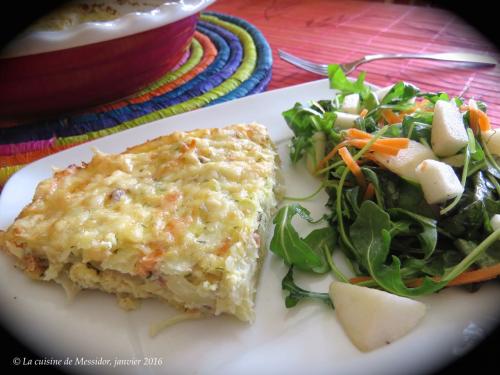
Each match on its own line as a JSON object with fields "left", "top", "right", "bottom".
{"left": 361, "top": 167, "right": 385, "bottom": 208}
{"left": 388, "top": 208, "right": 438, "bottom": 259}
{"left": 399, "top": 247, "right": 464, "bottom": 279}
{"left": 470, "top": 137, "right": 485, "bottom": 162}
{"left": 289, "top": 136, "right": 310, "bottom": 164}
{"left": 440, "top": 200, "right": 484, "bottom": 240}
{"left": 350, "top": 201, "right": 446, "bottom": 297}
{"left": 441, "top": 229, "right": 500, "bottom": 284}
{"left": 350, "top": 200, "right": 392, "bottom": 271}
{"left": 303, "top": 227, "right": 337, "bottom": 274}
{"left": 327, "top": 64, "right": 370, "bottom": 99}
{"left": 381, "top": 82, "right": 420, "bottom": 105}
{"left": 283, "top": 103, "right": 314, "bottom": 131}
{"left": 283, "top": 104, "right": 334, "bottom": 134}
{"left": 485, "top": 197, "right": 500, "bottom": 216}
{"left": 455, "top": 238, "right": 500, "bottom": 268}
{"left": 283, "top": 103, "right": 339, "bottom": 163}
{"left": 282, "top": 268, "right": 333, "bottom": 308}
{"left": 344, "top": 186, "right": 361, "bottom": 216}
{"left": 383, "top": 123, "right": 404, "bottom": 138}
{"left": 389, "top": 220, "right": 413, "bottom": 237}
{"left": 316, "top": 99, "right": 338, "bottom": 112}
{"left": 417, "top": 91, "right": 449, "bottom": 104}
{"left": 401, "top": 116, "right": 432, "bottom": 144}
{"left": 440, "top": 172, "right": 496, "bottom": 241}
{"left": 403, "top": 110, "right": 434, "bottom": 125}
{"left": 402, "top": 257, "right": 445, "bottom": 278}
{"left": 270, "top": 204, "right": 332, "bottom": 273}
{"left": 378, "top": 170, "right": 437, "bottom": 219}
{"left": 363, "top": 91, "right": 380, "bottom": 111}
{"left": 472, "top": 171, "right": 494, "bottom": 202}
{"left": 399, "top": 183, "right": 437, "bottom": 218}
{"left": 354, "top": 115, "right": 379, "bottom": 133}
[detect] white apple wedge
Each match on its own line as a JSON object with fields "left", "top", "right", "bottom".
{"left": 431, "top": 100, "right": 468, "bottom": 157}
{"left": 415, "top": 159, "right": 463, "bottom": 204}
{"left": 491, "top": 214, "right": 500, "bottom": 231}
{"left": 329, "top": 282, "right": 426, "bottom": 352}
{"left": 372, "top": 140, "right": 436, "bottom": 182}
{"left": 334, "top": 112, "right": 360, "bottom": 129}
{"left": 306, "top": 131, "right": 326, "bottom": 174}
{"left": 341, "top": 93, "right": 361, "bottom": 114}
{"left": 482, "top": 129, "right": 500, "bottom": 157}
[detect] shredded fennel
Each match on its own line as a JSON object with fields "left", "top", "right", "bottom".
{"left": 149, "top": 311, "right": 203, "bottom": 337}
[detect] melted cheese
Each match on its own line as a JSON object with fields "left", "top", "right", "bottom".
{"left": 0, "top": 124, "right": 281, "bottom": 322}
{"left": 31, "top": 1, "right": 169, "bottom": 31}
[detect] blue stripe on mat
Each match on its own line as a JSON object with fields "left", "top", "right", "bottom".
{"left": 207, "top": 12, "right": 273, "bottom": 105}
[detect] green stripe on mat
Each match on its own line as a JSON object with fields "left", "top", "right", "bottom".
{"left": 136, "top": 38, "right": 204, "bottom": 95}
{"left": 56, "top": 14, "right": 257, "bottom": 146}
{"left": 0, "top": 165, "right": 23, "bottom": 187}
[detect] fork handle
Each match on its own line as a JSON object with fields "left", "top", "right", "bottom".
{"left": 363, "top": 52, "right": 497, "bottom": 67}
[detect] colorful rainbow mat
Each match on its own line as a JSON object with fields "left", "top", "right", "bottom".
{"left": 0, "top": 12, "right": 272, "bottom": 191}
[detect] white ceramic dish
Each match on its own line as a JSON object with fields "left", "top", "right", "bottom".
{"left": 1, "top": 79, "right": 499, "bottom": 375}
{"left": 1, "top": 0, "right": 216, "bottom": 58}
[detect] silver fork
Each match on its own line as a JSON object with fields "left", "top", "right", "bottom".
{"left": 278, "top": 49, "right": 497, "bottom": 76}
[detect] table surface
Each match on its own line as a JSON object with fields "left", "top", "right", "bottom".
{"left": 1, "top": 1, "right": 499, "bottom": 373}
{"left": 209, "top": 0, "right": 500, "bottom": 124}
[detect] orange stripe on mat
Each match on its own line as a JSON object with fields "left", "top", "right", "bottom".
{"left": 94, "top": 31, "right": 218, "bottom": 112}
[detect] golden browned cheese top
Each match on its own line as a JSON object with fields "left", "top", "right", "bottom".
{"left": 0, "top": 124, "right": 279, "bottom": 286}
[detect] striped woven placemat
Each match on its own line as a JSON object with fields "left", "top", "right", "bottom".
{"left": 0, "top": 12, "right": 272, "bottom": 190}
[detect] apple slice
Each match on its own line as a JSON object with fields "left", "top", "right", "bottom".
{"left": 329, "top": 282, "right": 426, "bottom": 352}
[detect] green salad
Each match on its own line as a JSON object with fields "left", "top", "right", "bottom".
{"left": 271, "top": 65, "right": 500, "bottom": 308}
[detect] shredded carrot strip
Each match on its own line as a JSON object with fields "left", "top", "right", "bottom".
{"left": 363, "top": 183, "right": 375, "bottom": 201}
{"left": 215, "top": 238, "right": 232, "bottom": 256}
{"left": 349, "top": 276, "right": 372, "bottom": 284}
{"left": 349, "top": 139, "right": 401, "bottom": 156}
{"left": 381, "top": 109, "right": 404, "bottom": 124}
{"left": 346, "top": 128, "right": 372, "bottom": 139}
{"left": 469, "top": 108, "right": 491, "bottom": 133}
{"left": 375, "top": 138, "right": 410, "bottom": 148}
{"left": 359, "top": 108, "right": 368, "bottom": 118}
{"left": 408, "top": 263, "right": 500, "bottom": 287}
{"left": 468, "top": 99, "right": 491, "bottom": 133}
{"left": 350, "top": 263, "right": 500, "bottom": 288}
{"left": 445, "top": 263, "right": 500, "bottom": 286}
{"left": 316, "top": 140, "right": 349, "bottom": 170}
{"left": 477, "top": 110, "right": 492, "bottom": 132}
{"left": 469, "top": 107, "right": 480, "bottom": 134}
{"left": 317, "top": 132, "right": 409, "bottom": 171}
{"left": 136, "top": 248, "right": 163, "bottom": 277}
{"left": 338, "top": 147, "right": 366, "bottom": 189}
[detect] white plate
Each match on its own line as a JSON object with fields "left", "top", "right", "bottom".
{"left": 1, "top": 79, "right": 499, "bottom": 375}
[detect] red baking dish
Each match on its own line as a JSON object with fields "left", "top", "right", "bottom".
{"left": 0, "top": 0, "right": 215, "bottom": 121}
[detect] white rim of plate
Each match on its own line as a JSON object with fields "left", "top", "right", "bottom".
{"left": 1, "top": 0, "right": 216, "bottom": 58}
